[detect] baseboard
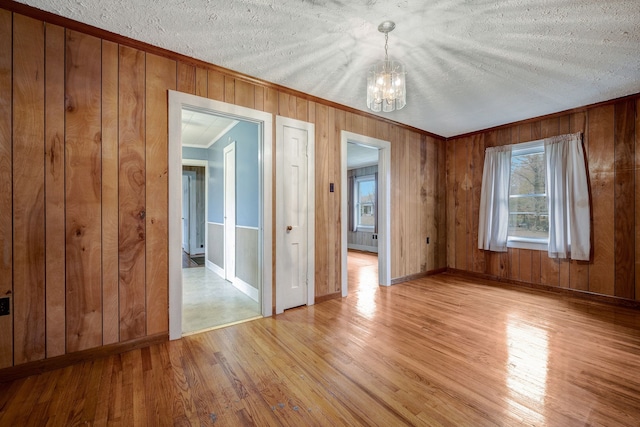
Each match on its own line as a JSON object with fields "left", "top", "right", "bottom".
{"left": 445, "top": 268, "right": 640, "bottom": 311}
{"left": 391, "top": 268, "right": 447, "bottom": 285}
{"left": 204, "top": 259, "right": 258, "bottom": 302}
{"left": 206, "top": 259, "right": 225, "bottom": 277}
{"left": 0, "top": 332, "right": 167, "bottom": 383}
{"left": 233, "top": 277, "right": 260, "bottom": 302}
{"left": 315, "top": 292, "right": 342, "bottom": 304}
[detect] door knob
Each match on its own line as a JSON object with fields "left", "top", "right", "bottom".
{"left": 287, "top": 225, "right": 293, "bottom": 231}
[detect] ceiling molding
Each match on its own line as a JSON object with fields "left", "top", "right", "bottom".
{"left": 447, "top": 91, "right": 640, "bottom": 141}
{"left": 0, "top": 0, "right": 445, "bottom": 140}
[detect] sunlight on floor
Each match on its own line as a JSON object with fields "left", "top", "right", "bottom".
{"left": 506, "top": 312, "right": 549, "bottom": 424}
{"left": 348, "top": 250, "right": 379, "bottom": 319}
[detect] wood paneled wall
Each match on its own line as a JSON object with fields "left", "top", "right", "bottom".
{"left": 0, "top": 8, "right": 446, "bottom": 368}
{"left": 447, "top": 96, "right": 640, "bottom": 301}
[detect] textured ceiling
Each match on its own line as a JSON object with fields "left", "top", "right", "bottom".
{"left": 17, "top": 0, "right": 640, "bottom": 137}
{"left": 181, "top": 109, "right": 238, "bottom": 148}
{"left": 347, "top": 142, "right": 378, "bottom": 170}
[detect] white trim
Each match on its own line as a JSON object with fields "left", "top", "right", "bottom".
{"left": 182, "top": 159, "right": 208, "bottom": 167}
{"left": 208, "top": 120, "right": 239, "bottom": 148}
{"left": 223, "top": 142, "right": 236, "bottom": 283}
{"left": 275, "top": 116, "right": 315, "bottom": 313}
{"left": 169, "top": 90, "right": 273, "bottom": 340}
{"left": 507, "top": 237, "right": 548, "bottom": 251}
{"left": 182, "top": 170, "right": 202, "bottom": 256}
{"left": 354, "top": 174, "right": 376, "bottom": 230}
{"left": 511, "top": 139, "right": 544, "bottom": 156}
{"left": 341, "top": 131, "right": 391, "bottom": 295}
{"left": 232, "top": 277, "right": 260, "bottom": 302}
{"left": 236, "top": 225, "right": 260, "bottom": 230}
{"left": 183, "top": 159, "right": 210, "bottom": 264}
{"left": 181, "top": 120, "right": 240, "bottom": 149}
{"left": 347, "top": 161, "right": 378, "bottom": 170}
{"left": 206, "top": 259, "right": 225, "bottom": 277}
{"left": 508, "top": 140, "right": 548, "bottom": 251}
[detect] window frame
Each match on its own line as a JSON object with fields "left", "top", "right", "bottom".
{"left": 354, "top": 174, "right": 376, "bottom": 231}
{"left": 507, "top": 140, "right": 548, "bottom": 251}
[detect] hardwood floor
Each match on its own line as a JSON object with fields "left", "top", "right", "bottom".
{"left": 1, "top": 273, "right": 640, "bottom": 426}
{"left": 347, "top": 249, "right": 378, "bottom": 293}
{"left": 182, "top": 250, "right": 199, "bottom": 268}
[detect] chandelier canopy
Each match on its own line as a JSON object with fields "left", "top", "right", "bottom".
{"left": 367, "top": 21, "right": 406, "bottom": 113}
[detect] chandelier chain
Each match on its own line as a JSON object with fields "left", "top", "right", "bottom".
{"left": 384, "top": 32, "right": 389, "bottom": 61}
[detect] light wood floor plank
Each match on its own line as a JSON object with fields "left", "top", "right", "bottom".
{"left": 2, "top": 270, "right": 640, "bottom": 426}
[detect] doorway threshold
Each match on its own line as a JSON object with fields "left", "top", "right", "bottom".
{"left": 181, "top": 315, "right": 263, "bottom": 337}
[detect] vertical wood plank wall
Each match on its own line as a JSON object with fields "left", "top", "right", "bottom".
{"left": 447, "top": 97, "right": 640, "bottom": 302}
{"left": 0, "top": 9, "right": 446, "bottom": 368}
{"left": 0, "top": 9, "right": 12, "bottom": 369}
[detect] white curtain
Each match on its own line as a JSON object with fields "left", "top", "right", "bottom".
{"left": 478, "top": 145, "right": 512, "bottom": 252}
{"left": 545, "top": 132, "right": 590, "bottom": 260}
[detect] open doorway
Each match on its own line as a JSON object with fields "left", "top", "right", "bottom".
{"left": 180, "top": 109, "right": 261, "bottom": 334}
{"left": 169, "top": 91, "right": 273, "bottom": 340}
{"left": 340, "top": 131, "right": 391, "bottom": 297}
{"left": 346, "top": 143, "right": 380, "bottom": 294}
{"left": 181, "top": 162, "right": 206, "bottom": 268}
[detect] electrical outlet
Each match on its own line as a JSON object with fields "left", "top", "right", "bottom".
{"left": 0, "top": 297, "right": 9, "bottom": 316}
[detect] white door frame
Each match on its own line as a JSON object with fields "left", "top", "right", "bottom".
{"left": 223, "top": 142, "right": 236, "bottom": 282}
{"left": 275, "top": 116, "right": 315, "bottom": 314}
{"left": 341, "top": 131, "right": 391, "bottom": 296}
{"left": 182, "top": 170, "right": 199, "bottom": 255}
{"left": 182, "top": 159, "right": 209, "bottom": 259}
{"left": 182, "top": 173, "right": 190, "bottom": 253}
{"left": 168, "top": 90, "right": 272, "bottom": 340}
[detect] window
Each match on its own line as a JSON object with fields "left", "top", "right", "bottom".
{"left": 480, "top": 133, "right": 589, "bottom": 258}
{"left": 355, "top": 175, "right": 376, "bottom": 229}
{"left": 508, "top": 142, "right": 548, "bottom": 250}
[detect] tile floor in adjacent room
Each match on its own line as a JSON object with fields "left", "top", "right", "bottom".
{"left": 182, "top": 250, "right": 377, "bottom": 335}
{"left": 182, "top": 266, "right": 261, "bottom": 334}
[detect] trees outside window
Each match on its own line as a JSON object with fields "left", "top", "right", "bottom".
{"left": 508, "top": 144, "right": 548, "bottom": 243}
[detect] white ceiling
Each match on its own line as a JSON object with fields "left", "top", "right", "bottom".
{"left": 18, "top": 0, "right": 640, "bottom": 137}
{"left": 181, "top": 108, "right": 238, "bottom": 148}
{"left": 182, "top": 111, "right": 376, "bottom": 170}
{"left": 347, "top": 142, "right": 378, "bottom": 170}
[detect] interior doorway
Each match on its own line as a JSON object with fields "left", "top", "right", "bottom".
{"left": 346, "top": 249, "right": 379, "bottom": 319}
{"left": 168, "top": 91, "right": 273, "bottom": 340}
{"left": 340, "top": 131, "right": 391, "bottom": 296}
{"left": 181, "top": 162, "right": 206, "bottom": 267}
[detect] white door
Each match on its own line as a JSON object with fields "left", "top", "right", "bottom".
{"left": 224, "top": 142, "right": 236, "bottom": 282}
{"left": 276, "top": 117, "right": 315, "bottom": 313}
{"left": 182, "top": 174, "right": 190, "bottom": 254}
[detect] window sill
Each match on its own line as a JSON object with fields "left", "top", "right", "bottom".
{"left": 507, "top": 238, "right": 548, "bottom": 251}
{"left": 355, "top": 226, "right": 375, "bottom": 232}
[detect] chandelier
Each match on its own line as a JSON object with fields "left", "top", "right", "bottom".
{"left": 367, "top": 21, "right": 406, "bottom": 112}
